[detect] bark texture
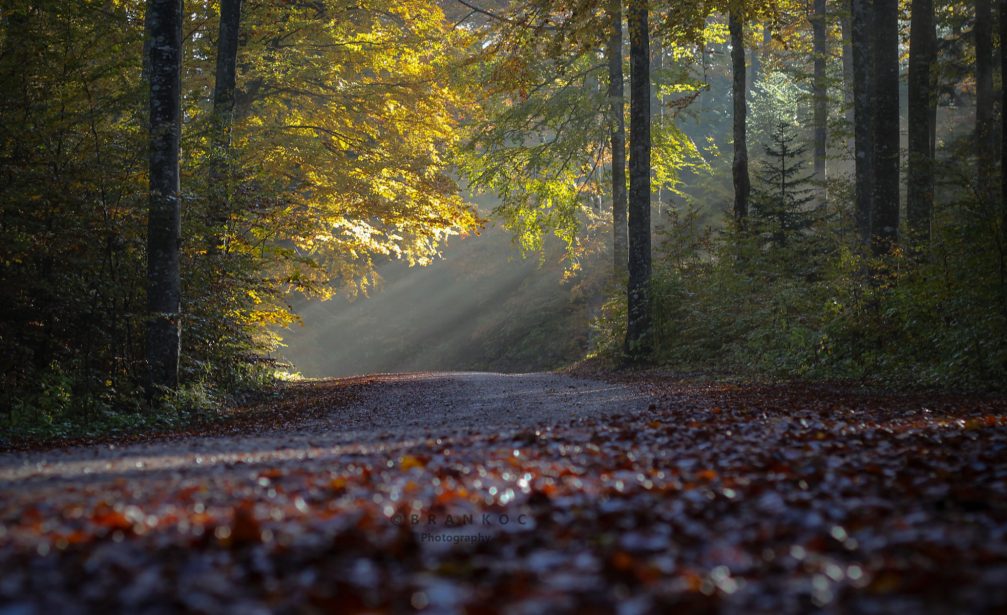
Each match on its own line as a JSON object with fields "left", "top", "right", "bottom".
{"left": 730, "top": 9, "right": 750, "bottom": 221}
{"left": 871, "top": 0, "right": 900, "bottom": 253}
{"left": 145, "top": 0, "right": 183, "bottom": 393}
{"left": 208, "top": 0, "right": 242, "bottom": 253}
{"left": 851, "top": 0, "right": 874, "bottom": 246}
{"left": 607, "top": 0, "right": 628, "bottom": 274}
{"left": 976, "top": 0, "right": 995, "bottom": 200}
{"left": 841, "top": 10, "right": 855, "bottom": 131}
{"left": 1001, "top": 0, "right": 1007, "bottom": 311}
{"left": 1002, "top": 0, "right": 1007, "bottom": 237}
{"left": 624, "top": 0, "right": 652, "bottom": 358}
{"left": 653, "top": 33, "right": 666, "bottom": 219}
{"left": 908, "top": 0, "right": 935, "bottom": 245}
{"left": 812, "top": 0, "right": 828, "bottom": 205}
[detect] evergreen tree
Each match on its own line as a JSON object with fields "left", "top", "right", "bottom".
{"left": 751, "top": 122, "right": 816, "bottom": 250}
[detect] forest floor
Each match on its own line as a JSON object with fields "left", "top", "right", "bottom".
{"left": 1, "top": 371, "right": 1006, "bottom": 613}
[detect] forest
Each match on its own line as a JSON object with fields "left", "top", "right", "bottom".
{"left": 1, "top": 0, "right": 1007, "bottom": 612}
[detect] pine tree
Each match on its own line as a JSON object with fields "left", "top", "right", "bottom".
{"left": 751, "top": 122, "right": 816, "bottom": 249}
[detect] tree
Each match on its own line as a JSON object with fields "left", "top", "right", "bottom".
{"left": 851, "top": 0, "right": 874, "bottom": 246}
{"left": 208, "top": 0, "right": 242, "bottom": 254}
{"left": 625, "top": 0, "right": 652, "bottom": 357}
{"left": 840, "top": 6, "right": 855, "bottom": 132}
{"left": 608, "top": 0, "right": 628, "bottom": 273}
{"left": 976, "top": 0, "right": 995, "bottom": 200}
{"left": 871, "top": 0, "right": 900, "bottom": 253}
{"left": 730, "top": 6, "right": 750, "bottom": 222}
{"left": 908, "top": 0, "right": 935, "bottom": 246}
{"left": 146, "top": 0, "right": 183, "bottom": 393}
{"left": 752, "top": 122, "right": 817, "bottom": 249}
{"left": 1001, "top": 0, "right": 1007, "bottom": 310}
{"left": 811, "top": 0, "right": 828, "bottom": 206}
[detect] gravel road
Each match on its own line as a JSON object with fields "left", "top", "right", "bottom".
{"left": 0, "top": 372, "right": 652, "bottom": 487}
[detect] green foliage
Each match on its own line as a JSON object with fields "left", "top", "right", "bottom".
{"left": 748, "top": 71, "right": 808, "bottom": 149}
{"left": 0, "top": 0, "right": 478, "bottom": 437}
{"left": 750, "top": 121, "right": 820, "bottom": 249}
{"left": 592, "top": 178, "right": 1007, "bottom": 390}
{"left": 458, "top": 1, "right": 709, "bottom": 271}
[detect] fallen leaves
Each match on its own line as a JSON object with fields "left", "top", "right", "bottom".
{"left": 0, "top": 378, "right": 1006, "bottom": 613}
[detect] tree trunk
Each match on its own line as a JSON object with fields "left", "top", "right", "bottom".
{"left": 851, "top": 0, "right": 874, "bottom": 246}
{"left": 142, "top": 4, "right": 155, "bottom": 83}
{"left": 871, "top": 0, "right": 900, "bottom": 254}
{"left": 748, "top": 25, "right": 762, "bottom": 98}
{"left": 841, "top": 9, "right": 855, "bottom": 133}
{"left": 976, "top": 0, "right": 995, "bottom": 201}
{"left": 1000, "top": 0, "right": 1007, "bottom": 313}
{"left": 624, "top": 0, "right": 652, "bottom": 358}
{"left": 730, "top": 9, "right": 750, "bottom": 221}
{"left": 930, "top": 25, "right": 938, "bottom": 162}
{"left": 812, "top": 0, "right": 828, "bottom": 206}
{"left": 608, "top": 0, "right": 628, "bottom": 275}
{"left": 653, "top": 32, "right": 666, "bottom": 220}
{"left": 208, "top": 0, "right": 242, "bottom": 254}
{"left": 145, "top": 0, "right": 183, "bottom": 393}
{"left": 908, "top": 0, "right": 935, "bottom": 246}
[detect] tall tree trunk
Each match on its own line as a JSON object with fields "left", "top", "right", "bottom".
{"left": 208, "top": 0, "right": 241, "bottom": 254}
{"left": 977, "top": 0, "right": 995, "bottom": 202}
{"left": 145, "top": 0, "right": 183, "bottom": 393}
{"left": 730, "top": 9, "right": 750, "bottom": 221}
{"left": 624, "top": 0, "right": 652, "bottom": 358}
{"left": 871, "top": 0, "right": 900, "bottom": 253}
{"left": 748, "top": 24, "right": 762, "bottom": 98}
{"left": 930, "top": 25, "right": 938, "bottom": 162}
{"left": 1000, "top": 0, "right": 1007, "bottom": 313}
{"left": 812, "top": 0, "right": 828, "bottom": 206}
{"left": 841, "top": 9, "right": 855, "bottom": 133}
{"left": 608, "top": 0, "right": 628, "bottom": 274}
{"left": 851, "top": 0, "right": 874, "bottom": 246}
{"left": 142, "top": 4, "right": 155, "bottom": 84}
{"left": 653, "top": 33, "right": 666, "bottom": 220}
{"left": 908, "top": 0, "right": 935, "bottom": 246}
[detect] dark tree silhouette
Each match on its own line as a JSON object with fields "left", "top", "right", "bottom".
{"left": 752, "top": 123, "right": 817, "bottom": 249}
{"left": 208, "top": 0, "right": 242, "bottom": 254}
{"left": 730, "top": 7, "right": 750, "bottom": 222}
{"left": 607, "top": 0, "right": 628, "bottom": 274}
{"left": 145, "top": 0, "right": 184, "bottom": 393}
{"left": 811, "top": 0, "right": 828, "bottom": 206}
{"left": 871, "top": 0, "right": 900, "bottom": 254}
{"left": 625, "top": 0, "right": 652, "bottom": 358}
{"left": 976, "top": 0, "right": 995, "bottom": 201}
{"left": 851, "top": 0, "right": 874, "bottom": 247}
{"left": 908, "top": 0, "right": 935, "bottom": 246}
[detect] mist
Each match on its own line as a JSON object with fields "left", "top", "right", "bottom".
{"left": 278, "top": 217, "right": 603, "bottom": 378}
